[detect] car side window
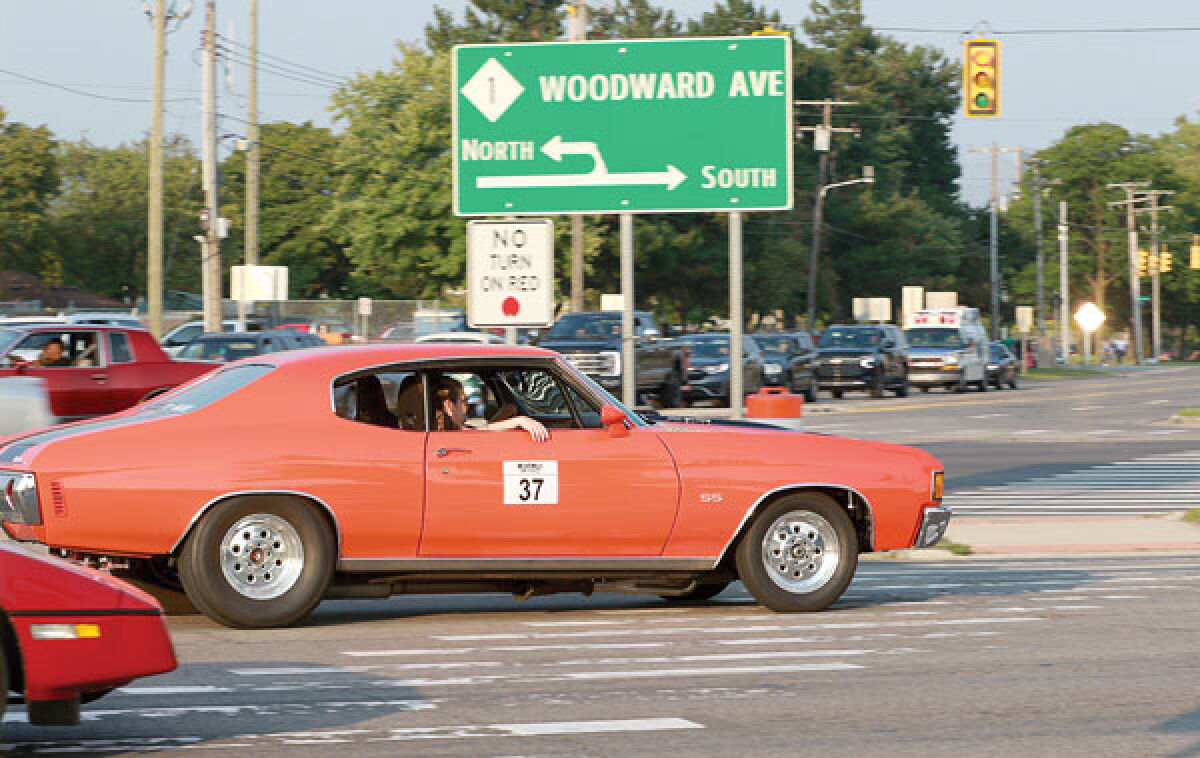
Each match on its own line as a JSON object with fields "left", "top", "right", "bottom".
{"left": 563, "top": 383, "right": 603, "bottom": 429}
{"left": 333, "top": 370, "right": 420, "bottom": 430}
{"left": 493, "top": 368, "right": 579, "bottom": 429}
{"left": 108, "top": 332, "right": 134, "bottom": 364}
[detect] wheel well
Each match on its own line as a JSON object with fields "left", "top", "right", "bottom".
{"left": 140, "top": 387, "right": 172, "bottom": 403}
{"left": 718, "top": 485, "right": 875, "bottom": 569}
{"left": 0, "top": 610, "right": 25, "bottom": 695}
{"left": 170, "top": 493, "right": 342, "bottom": 558}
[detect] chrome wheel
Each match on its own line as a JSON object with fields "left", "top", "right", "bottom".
{"left": 219, "top": 513, "right": 305, "bottom": 600}
{"left": 760, "top": 510, "right": 839, "bottom": 593}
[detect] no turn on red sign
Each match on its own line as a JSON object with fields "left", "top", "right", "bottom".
{"left": 466, "top": 219, "right": 555, "bottom": 328}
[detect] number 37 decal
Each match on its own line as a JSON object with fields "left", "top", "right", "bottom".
{"left": 503, "top": 461, "right": 559, "bottom": 505}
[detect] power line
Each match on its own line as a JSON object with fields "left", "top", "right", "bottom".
{"left": 875, "top": 25, "right": 1200, "bottom": 35}
{"left": 216, "top": 33, "right": 348, "bottom": 82}
{"left": 217, "top": 45, "right": 342, "bottom": 89}
{"left": 0, "top": 67, "right": 195, "bottom": 104}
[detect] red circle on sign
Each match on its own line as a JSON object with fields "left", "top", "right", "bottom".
{"left": 502, "top": 296, "right": 520, "bottom": 317}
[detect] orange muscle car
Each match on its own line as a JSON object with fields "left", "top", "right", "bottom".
{"left": 0, "top": 345, "right": 949, "bottom": 628}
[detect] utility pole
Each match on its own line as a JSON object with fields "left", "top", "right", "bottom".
{"left": 1107, "top": 182, "right": 1150, "bottom": 365}
{"left": 972, "top": 143, "right": 1020, "bottom": 339}
{"left": 1058, "top": 200, "right": 1069, "bottom": 363}
{"left": 1135, "top": 190, "right": 1174, "bottom": 362}
{"left": 245, "top": 0, "right": 259, "bottom": 267}
{"left": 145, "top": 0, "right": 189, "bottom": 337}
{"left": 796, "top": 98, "right": 858, "bottom": 331}
{"left": 200, "top": 0, "right": 222, "bottom": 332}
{"left": 568, "top": 1, "right": 587, "bottom": 313}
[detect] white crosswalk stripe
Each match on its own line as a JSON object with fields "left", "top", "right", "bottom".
{"left": 945, "top": 450, "right": 1200, "bottom": 515}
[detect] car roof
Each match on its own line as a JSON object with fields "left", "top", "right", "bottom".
{"left": 257, "top": 343, "right": 561, "bottom": 369}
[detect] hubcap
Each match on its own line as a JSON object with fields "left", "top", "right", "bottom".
{"left": 761, "top": 510, "right": 839, "bottom": 593}
{"left": 219, "top": 514, "right": 304, "bottom": 600}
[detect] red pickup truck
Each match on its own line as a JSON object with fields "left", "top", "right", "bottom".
{"left": 0, "top": 325, "right": 215, "bottom": 418}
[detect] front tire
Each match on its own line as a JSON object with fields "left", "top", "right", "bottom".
{"left": 0, "top": 641, "right": 8, "bottom": 725}
{"left": 735, "top": 494, "right": 858, "bottom": 612}
{"left": 178, "top": 497, "right": 334, "bottom": 628}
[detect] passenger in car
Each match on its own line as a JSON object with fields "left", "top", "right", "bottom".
{"left": 355, "top": 375, "right": 397, "bottom": 428}
{"left": 432, "top": 375, "right": 549, "bottom": 441}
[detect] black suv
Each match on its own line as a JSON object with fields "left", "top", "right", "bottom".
{"left": 752, "top": 331, "right": 819, "bottom": 402}
{"left": 815, "top": 324, "right": 909, "bottom": 399}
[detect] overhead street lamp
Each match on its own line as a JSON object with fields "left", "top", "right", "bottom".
{"left": 806, "top": 165, "right": 875, "bottom": 333}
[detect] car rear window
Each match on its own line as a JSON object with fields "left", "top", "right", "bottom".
{"left": 135, "top": 364, "right": 274, "bottom": 416}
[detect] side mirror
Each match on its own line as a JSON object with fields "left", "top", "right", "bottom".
{"left": 600, "top": 404, "right": 629, "bottom": 437}
{"left": 882, "top": 339, "right": 895, "bottom": 349}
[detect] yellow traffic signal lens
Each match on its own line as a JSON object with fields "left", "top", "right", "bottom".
{"left": 974, "top": 72, "right": 991, "bottom": 87}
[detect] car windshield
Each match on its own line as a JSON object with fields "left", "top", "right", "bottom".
{"left": 546, "top": 314, "right": 623, "bottom": 339}
{"left": 683, "top": 338, "right": 730, "bottom": 360}
{"left": 818, "top": 328, "right": 882, "bottom": 349}
{"left": 180, "top": 338, "right": 266, "bottom": 362}
{"left": 0, "top": 329, "right": 20, "bottom": 355}
{"left": 905, "top": 328, "right": 963, "bottom": 349}
{"left": 754, "top": 336, "right": 791, "bottom": 355}
{"left": 135, "top": 364, "right": 274, "bottom": 416}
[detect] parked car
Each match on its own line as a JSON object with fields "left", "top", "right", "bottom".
{"left": 160, "top": 319, "right": 266, "bottom": 357}
{"left": 0, "top": 542, "right": 177, "bottom": 727}
{"left": 272, "top": 317, "right": 356, "bottom": 345}
{"left": 987, "top": 341, "right": 1019, "bottom": 389}
{"left": 0, "top": 344, "right": 947, "bottom": 629}
{"left": 815, "top": 324, "right": 910, "bottom": 399}
{"left": 680, "top": 333, "right": 766, "bottom": 406}
{"left": 415, "top": 331, "right": 505, "bottom": 345}
{"left": 0, "top": 325, "right": 215, "bottom": 419}
{"left": 538, "top": 311, "right": 688, "bottom": 408}
{"left": 176, "top": 331, "right": 324, "bottom": 363}
{"left": 752, "top": 331, "right": 818, "bottom": 402}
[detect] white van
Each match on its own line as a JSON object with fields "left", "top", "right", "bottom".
{"left": 903, "top": 307, "right": 989, "bottom": 392}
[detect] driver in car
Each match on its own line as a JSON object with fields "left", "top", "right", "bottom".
{"left": 31, "top": 338, "right": 72, "bottom": 367}
{"left": 433, "top": 375, "right": 549, "bottom": 442}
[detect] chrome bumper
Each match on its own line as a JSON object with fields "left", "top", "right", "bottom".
{"left": 913, "top": 505, "right": 952, "bottom": 548}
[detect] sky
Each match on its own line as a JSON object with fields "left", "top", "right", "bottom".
{"left": 2, "top": 0, "right": 1198, "bottom": 208}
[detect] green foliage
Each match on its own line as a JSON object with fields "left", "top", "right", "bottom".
{"left": 0, "top": 107, "right": 59, "bottom": 274}
{"left": 220, "top": 122, "right": 349, "bottom": 298}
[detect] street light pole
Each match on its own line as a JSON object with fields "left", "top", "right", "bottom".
{"left": 807, "top": 168, "right": 875, "bottom": 331}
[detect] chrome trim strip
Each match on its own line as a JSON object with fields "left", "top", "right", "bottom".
{"left": 169, "top": 490, "right": 344, "bottom": 556}
{"left": 714, "top": 483, "right": 878, "bottom": 564}
{"left": 337, "top": 557, "right": 714, "bottom": 573}
{"left": 913, "top": 505, "right": 953, "bottom": 549}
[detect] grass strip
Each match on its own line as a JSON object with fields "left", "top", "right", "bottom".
{"left": 935, "top": 538, "right": 974, "bottom": 556}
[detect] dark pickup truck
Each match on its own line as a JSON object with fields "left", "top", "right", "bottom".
{"left": 537, "top": 311, "right": 689, "bottom": 407}
{"left": 0, "top": 325, "right": 216, "bottom": 419}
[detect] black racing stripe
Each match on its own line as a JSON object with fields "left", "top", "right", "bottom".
{"left": 8, "top": 609, "right": 163, "bottom": 618}
{"left": 0, "top": 415, "right": 158, "bottom": 463}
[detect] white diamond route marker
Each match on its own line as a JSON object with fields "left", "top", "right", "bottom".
{"left": 460, "top": 58, "right": 524, "bottom": 123}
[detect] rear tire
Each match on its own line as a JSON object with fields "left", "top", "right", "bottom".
{"left": 178, "top": 497, "right": 334, "bottom": 629}
{"left": 868, "top": 374, "right": 884, "bottom": 398}
{"left": 894, "top": 375, "right": 910, "bottom": 397}
{"left": 977, "top": 376, "right": 988, "bottom": 391}
{"left": 831, "top": 389, "right": 843, "bottom": 399}
{"left": 0, "top": 642, "right": 8, "bottom": 725}
{"left": 803, "top": 382, "right": 818, "bottom": 403}
{"left": 1009, "top": 375, "right": 1018, "bottom": 389}
{"left": 735, "top": 493, "right": 858, "bottom": 612}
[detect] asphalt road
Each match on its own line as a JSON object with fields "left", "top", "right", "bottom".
{"left": 5, "top": 555, "right": 1200, "bottom": 756}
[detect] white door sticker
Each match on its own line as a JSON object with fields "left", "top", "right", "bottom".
{"left": 503, "top": 460, "right": 559, "bottom": 505}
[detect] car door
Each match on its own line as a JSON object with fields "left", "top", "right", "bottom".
{"left": 421, "top": 364, "right": 680, "bottom": 557}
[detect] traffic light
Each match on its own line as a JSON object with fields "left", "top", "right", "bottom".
{"left": 964, "top": 39, "right": 1000, "bottom": 117}
{"left": 1191, "top": 235, "right": 1200, "bottom": 269}
{"left": 1137, "top": 249, "right": 1150, "bottom": 277}
{"left": 1160, "top": 248, "right": 1173, "bottom": 272}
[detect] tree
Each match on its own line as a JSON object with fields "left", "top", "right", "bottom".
{"left": 0, "top": 107, "right": 58, "bottom": 276}
{"left": 425, "top": 1, "right": 564, "bottom": 52}
{"left": 220, "top": 122, "right": 350, "bottom": 298}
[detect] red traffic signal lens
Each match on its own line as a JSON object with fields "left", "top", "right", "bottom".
{"left": 972, "top": 49, "right": 993, "bottom": 66}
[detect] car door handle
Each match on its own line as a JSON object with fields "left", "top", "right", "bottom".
{"left": 90, "top": 373, "right": 108, "bottom": 382}
{"left": 435, "top": 447, "right": 472, "bottom": 457}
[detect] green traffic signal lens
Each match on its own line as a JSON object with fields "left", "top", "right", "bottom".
{"left": 975, "top": 93, "right": 990, "bottom": 108}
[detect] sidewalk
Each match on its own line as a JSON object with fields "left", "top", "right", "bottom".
{"left": 882, "top": 513, "right": 1200, "bottom": 560}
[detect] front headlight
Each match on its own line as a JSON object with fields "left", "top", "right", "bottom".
{"left": 703, "top": 362, "right": 729, "bottom": 374}
{"left": 0, "top": 473, "right": 40, "bottom": 525}
{"left": 765, "top": 362, "right": 783, "bottom": 373}
{"left": 859, "top": 358, "right": 875, "bottom": 368}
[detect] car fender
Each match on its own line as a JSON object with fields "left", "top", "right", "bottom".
{"left": 169, "top": 491, "right": 344, "bottom": 557}
{"left": 713, "top": 483, "right": 876, "bottom": 566}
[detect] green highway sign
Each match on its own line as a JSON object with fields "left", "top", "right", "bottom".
{"left": 453, "top": 36, "right": 793, "bottom": 216}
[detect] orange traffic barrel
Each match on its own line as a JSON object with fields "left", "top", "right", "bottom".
{"left": 745, "top": 386, "right": 803, "bottom": 430}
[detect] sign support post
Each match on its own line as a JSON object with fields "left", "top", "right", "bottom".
{"left": 620, "top": 213, "right": 636, "bottom": 408}
{"left": 729, "top": 211, "right": 744, "bottom": 419}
